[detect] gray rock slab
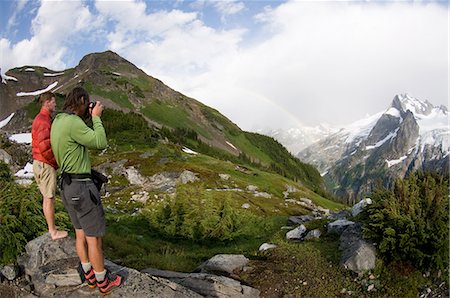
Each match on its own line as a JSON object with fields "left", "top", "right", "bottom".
{"left": 142, "top": 268, "right": 260, "bottom": 297}
{"left": 340, "top": 224, "right": 376, "bottom": 274}
{"left": 328, "top": 219, "right": 355, "bottom": 235}
{"left": 197, "top": 254, "right": 249, "bottom": 276}
{"left": 286, "top": 224, "right": 307, "bottom": 240}
{"left": 18, "top": 234, "right": 200, "bottom": 298}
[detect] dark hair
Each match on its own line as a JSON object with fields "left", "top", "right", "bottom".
{"left": 63, "top": 87, "right": 90, "bottom": 114}
{"left": 39, "top": 91, "right": 55, "bottom": 105}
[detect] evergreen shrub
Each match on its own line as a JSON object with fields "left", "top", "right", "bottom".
{"left": 360, "top": 172, "right": 449, "bottom": 270}
{"left": 143, "top": 185, "right": 269, "bottom": 242}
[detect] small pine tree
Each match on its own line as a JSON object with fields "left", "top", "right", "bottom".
{"left": 361, "top": 172, "right": 449, "bottom": 270}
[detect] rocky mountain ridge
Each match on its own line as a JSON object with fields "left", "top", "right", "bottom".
{"left": 298, "top": 94, "right": 449, "bottom": 202}
{"left": 0, "top": 51, "right": 241, "bottom": 156}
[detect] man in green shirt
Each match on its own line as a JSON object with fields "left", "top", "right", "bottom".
{"left": 51, "top": 87, "right": 122, "bottom": 295}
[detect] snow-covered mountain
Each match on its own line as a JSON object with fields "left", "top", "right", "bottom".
{"left": 298, "top": 94, "right": 449, "bottom": 202}
{"left": 262, "top": 124, "right": 339, "bottom": 154}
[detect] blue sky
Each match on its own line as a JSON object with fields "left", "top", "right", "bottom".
{"left": 1, "top": 0, "right": 448, "bottom": 130}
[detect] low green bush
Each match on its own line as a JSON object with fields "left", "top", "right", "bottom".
{"left": 143, "top": 185, "right": 270, "bottom": 242}
{"left": 361, "top": 172, "right": 449, "bottom": 270}
{"left": 0, "top": 165, "right": 71, "bottom": 264}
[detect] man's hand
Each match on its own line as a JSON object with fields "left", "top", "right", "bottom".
{"left": 91, "top": 101, "right": 104, "bottom": 117}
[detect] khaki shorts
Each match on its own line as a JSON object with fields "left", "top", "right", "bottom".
{"left": 33, "top": 160, "right": 57, "bottom": 199}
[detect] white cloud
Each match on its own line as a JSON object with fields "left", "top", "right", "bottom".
{"left": 1, "top": 0, "right": 447, "bottom": 131}
{"left": 214, "top": 0, "right": 245, "bottom": 16}
{"left": 6, "top": 0, "right": 28, "bottom": 31}
{"left": 1, "top": 0, "right": 100, "bottom": 74}
{"left": 169, "top": 1, "right": 449, "bottom": 129}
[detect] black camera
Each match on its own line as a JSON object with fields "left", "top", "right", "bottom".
{"left": 89, "top": 101, "right": 96, "bottom": 109}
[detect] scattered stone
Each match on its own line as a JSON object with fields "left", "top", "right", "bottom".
{"left": 287, "top": 215, "right": 314, "bottom": 226}
{"left": 241, "top": 203, "right": 250, "bottom": 209}
{"left": 316, "top": 206, "right": 330, "bottom": 216}
{"left": 1, "top": 264, "right": 19, "bottom": 281}
{"left": 285, "top": 184, "right": 299, "bottom": 193}
{"left": 125, "top": 166, "right": 147, "bottom": 185}
{"left": 253, "top": 192, "right": 271, "bottom": 198}
{"left": 246, "top": 185, "right": 258, "bottom": 192}
{"left": 258, "top": 243, "right": 277, "bottom": 251}
{"left": 328, "top": 210, "right": 351, "bottom": 220}
{"left": 340, "top": 288, "right": 347, "bottom": 294}
{"left": 196, "top": 254, "right": 249, "bottom": 276}
{"left": 286, "top": 225, "right": 307, "bottom": 240}
{"left": 328, "top": 219, "right": 355, "bottom": 235}
{"left": 299, "top": 198, "right": 313, "bottom": 205}
{"left": 351, "top": 198, "right": 372, "bottom": 217}
{"left": 179, "top": 170, "right": 199, "bottom": 184}
{"left": 0, "top": 148, "right": 12, "bottom": 164}
{"left": 139, "top": 151, "right": 154, "bottom": 158}
{"left": 367, "top": 284, "right": 375, "bottom": 291}
{"left": 302, "top": 281, "right": 308, "bottom": 286}
{"left": 304, "top": 229, "right": 321, "bottom": 240}
{"left": 219, "top": 174, "right": 230, "bottom": 181}
{"left": 369, "top": 274, "right": 376, "bottom": 280}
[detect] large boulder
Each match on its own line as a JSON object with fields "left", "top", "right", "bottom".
{"left": 17, "top": 234, "right": 201, "bottom": 297}
{"left": 196, "top": 254, "right": 249, "bottom": 276}
{"left": 340, "top": 224, "right": 376, "bottom": 275}
{"left": 327, "top": 219, "right": 355, "bottom": 235}
{"left": 351, "top": 198, "right": 372, "bottom": 217}
{"left": 287, "top": 215, "right": 314, "bottom": 226}
{"left": 142, "top": 268, "right": 260, "bottom": 298}
{"left": 286, "top": 225, "right": 307, "bottom": 240}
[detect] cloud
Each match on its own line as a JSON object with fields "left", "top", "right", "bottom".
{"left": 213, "top": 0, "right": 245, "bottom": 17}
{"left": 1, "top": 0, "right": 447, "bottom": 131}
{"left": 6, "top": 0, "right": 28, "bottom": 31}
{"left": 1, "top": 0, "right": 101, "bottom": 73}
{"left": 175, "top": 1, "right": 449, "bottom": 129}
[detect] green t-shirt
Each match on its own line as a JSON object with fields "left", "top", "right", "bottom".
{"left": 51, "top": 113, "right": 107, "bottom": 174}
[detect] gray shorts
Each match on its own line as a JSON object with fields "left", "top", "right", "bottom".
{"left": 61, "top": 179, "right": 106, "bottom": 237}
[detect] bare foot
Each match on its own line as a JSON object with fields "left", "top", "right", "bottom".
{"left": 50, "top": 230, "right": 68, "bottom": 240}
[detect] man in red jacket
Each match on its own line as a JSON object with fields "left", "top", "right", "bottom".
{"left": 32, "top": 91, "right": 68, "bottom": 240}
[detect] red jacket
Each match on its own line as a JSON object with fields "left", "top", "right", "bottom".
{"left": 32, "top": 107, "right": 58, "bottom": 169}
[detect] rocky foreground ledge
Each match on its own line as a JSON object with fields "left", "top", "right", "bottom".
{"left": 2, "top": 234, "right": 258, "bottom": 297}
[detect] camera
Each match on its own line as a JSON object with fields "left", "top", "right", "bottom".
{"left": 89, "top": 101, "right": 96, "bottom": 109}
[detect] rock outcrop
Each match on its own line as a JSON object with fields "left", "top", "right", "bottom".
{"left": 339, "top": 224, "right": 376, "bottom": 275}
{"left": 142, "top": 268, "right": 259, "bottom": 298}
{"left": 16, "top": 234, "right": 202, "bottom": 297}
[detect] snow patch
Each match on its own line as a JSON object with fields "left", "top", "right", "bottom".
{"left": 112, "top": 72, "right": 121, "bottom": 76}
{"left": 386, "top": 156, "right": 407, "bottom": 168}
{"left": 1, "top": 74, "right": 18, "bottom": 84}
{"left": 9, "top": 133, "right": 31, "bottom": 144}
{"left": 320, "top": 171, "right": 328, "bottom": 177}
{"left": 226, "top": 141, "right": 237, "bottom": 150}
{"left": 343, "top": 111, "right": 383, "bottom": 145}
{"left": 43, "top": 72, "right": 64, "bottom": 77}
{"left": 182, "top": 147, "right": 198, "bottom": 155}
{"left": 0, "top": 113, "right": 14, "bottom": 129}
{"left": 24, "top": 68, "right": 35, "bottom": 72}
{"left": 16, "top": 81, "right": 58, "bottom": 96}
{"left": 15, "top": 162, "right": 34, "bottom": 179}
{"left": 365, "top": 128, "right": 399, "bottom": 150}
{"left": 384, "top": 107, "right": 401, "bottom": 118}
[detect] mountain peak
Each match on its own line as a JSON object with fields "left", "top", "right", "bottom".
{"left": 77, "top": 50, "right": 144, "bottom": 75}
{"left": 393, "top": 94, "right": 434, "bottom": 116}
